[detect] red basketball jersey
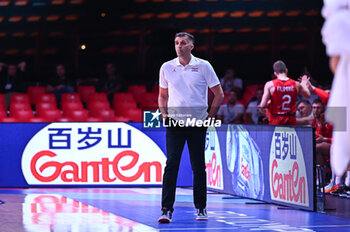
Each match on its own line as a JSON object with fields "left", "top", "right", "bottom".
{"left": 270, "top": 78, "right": 297, "bottom": 116}
{"left": 312, "top": 118, "right": 333, "bottom": 140}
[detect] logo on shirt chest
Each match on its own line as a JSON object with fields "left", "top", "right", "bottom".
{"left": 276, "top": 86, "right": 294, "bottom": 92}
{"left": 191, "top": 67, "right": 199, "bottom": 72}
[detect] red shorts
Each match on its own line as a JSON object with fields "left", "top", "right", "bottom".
{"left": 269, "top": 115, "right": 296, "bottom": 126}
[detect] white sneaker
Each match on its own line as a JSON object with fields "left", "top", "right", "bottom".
{"left": 196, "top": 208, "right": 208, "bottom": 221}
{"left": 158, "top": 208, "right": 172, "bottom": 223}
{"left": 323, "top": 182, "right": 336, "bottom": 193}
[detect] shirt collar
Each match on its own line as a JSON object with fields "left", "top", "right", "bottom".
{"left": 175, "top": 54, "right": 197, "bottom": 66}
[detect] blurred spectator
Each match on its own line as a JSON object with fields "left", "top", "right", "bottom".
{"left": 312, "top": 98, "right": 333, "bottom": 165}
{"left": 46, "top": 64, "right": 75, "bottom": 101}
{"left": 296, "top": 100, "right": 314, "bottom": 125}
{"left": 245, "top": 88, "right": 263, "bottom": 124}
{"left": 0, "top": 61, "right": 27, "bottom": 107}
{"left": 100, "top": 63, "right": 124, "bottom": 101}
{"left": 216, "top": 90, "right": 244, "bottom": 124}
{"left": 220, "top": 68, "right": 243, "bottom": 95}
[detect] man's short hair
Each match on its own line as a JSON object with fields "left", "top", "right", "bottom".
{"left": 228, "top": 89, "right": 238, "bottom": 96}
{"left": 312, "top": 98, "right": 323, "bottom": 106}
{"left": 273, "top": 60, "right": 287, "bottom": 74}
{"left": 175, "top": 32, "right": 195, "bottom": 44}
{"left": 297, "top": 99, "right": 311, "bottom": 108}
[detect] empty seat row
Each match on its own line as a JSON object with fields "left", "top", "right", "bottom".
{"left": 0, "top": 108, "right": 143, "bottom": 122}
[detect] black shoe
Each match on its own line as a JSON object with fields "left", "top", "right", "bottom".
{"left": 196, "top": 208, "right": 208, "bottom": 221}
{"left": 331, "top": 186, "right": 350, "bottom": 196}
{"left": 158, "top": 207, "right": 172, "bottom": 223}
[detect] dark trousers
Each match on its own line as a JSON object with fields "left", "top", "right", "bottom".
{"left": 161, "top": 124, "right": 207, "bottom": 212}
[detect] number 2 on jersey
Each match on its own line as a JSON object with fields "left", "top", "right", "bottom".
{"left": 282, "top": 95, "right": 291, "bottom": 111}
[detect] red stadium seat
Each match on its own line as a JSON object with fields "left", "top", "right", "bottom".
{"left": 61, "top": 93, "right": 81, "bottom": 104}
{"left": 95, "top": 109, "right": 115, "bottom": 121}
{"left": 37, "top": 93, "right": 56, "bottom": 103}
{"left": 114, "top": 100, "right": 138, "bottom": 115}
{"left": 0, "top": 117, "right": 18, "bottom": 122}
{"left": 152, "top": 84, "right": 159, "bottom": 93}
{"left": 121, "top": 108, "right": 143, "bottom": 122}
{"left": 36, "top": 102, "right": 57, "bottom": 116}
{"left": 69, "top": 109, "right": 89, "bottom": 122}
{"left": 128, "top": 85, "right": 147, "bottom": 103}
{"left": 11, "top": 109, "right": 34, "bottom": 122}
{"left": 88, "top": 101, "right": 111, "bottom": 117}
{"left": 139, "top": 92, "right": 158, "bottom": 111}
{"left": 10, "top": 93, "right": 30, "bottom": 103}
{"left": 241, "top": 85, "right": 264, "bottom": 106}
{"left": 27, "top": 86, "right": 46, "bottom": 104}
{"left": 221, "top": 93, "right": 228, "bottom": 105}
{"left": 245, "top": 84, "right": 264, "bottom": 94}
{"left": 114, "top": 116, "right": 131, "bottom": 122}
{"left": 62, "top": 101, "right": 84, "bottom": 117}
{"left": 0, "top": 94, "right": 5, "bottom": 110}
{"left": 58, "top": 117, "right": 73, "bottom": 122}
{"left": 0, "top": 94, "right": 5, "bottom": 105}
{"left": 39, "top": 109, "right": 62, "bottom": 122}
{"left": 10, "top": 102, "right": 31, "bottom": 112}
{"left": 77, "top": 85, "right": 96, "bottom": 102}
{"left": 0, "top": 102, "right": 6, "bottom": 110}
{"left": 87, "top": 92, "right": 108, "bottom": 103}
{"left": 86, "top": 117, "right": 104, "bottom": 122}
{"left": 0, "top": 109, "right": 7, "bottom": 118}
{"left": 29, "top": 117, "right": 47, "bottom": 122}
{"left": 113, "top": 93, "right": 135, "bottom": 103}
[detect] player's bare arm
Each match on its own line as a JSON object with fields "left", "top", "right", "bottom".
{"left": 296, "top": 117, "right": 314, "bottom": 125}
{"left": 297, "top": 75, "right": 311, "bottom": 98}
{"left": 208, "top": 84, "right": 224, "bottom": 118}
{"left": 158, "top": 87, "right": 169, "bottom": 119}
{"left": 259, "top": 81, "right": 273, "bottom": 109}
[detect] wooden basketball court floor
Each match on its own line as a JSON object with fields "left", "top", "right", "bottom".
{"left": 0, "top": 187, "right": 350, "bottom": 232}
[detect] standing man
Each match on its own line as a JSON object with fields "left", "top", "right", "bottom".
{"left": 322, "top": 0, "right": 350, "bottom": 179}
{"left": 158, "top": 32, "right": 224, "bottom": 223}
{"left": 259, "top": 60, "right": 310, "bottom": 125}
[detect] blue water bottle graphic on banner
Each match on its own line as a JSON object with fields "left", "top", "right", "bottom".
{"left": 226, "top": 124, "right": 264, "bottom": 199}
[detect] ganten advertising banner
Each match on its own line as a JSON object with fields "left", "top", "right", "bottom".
{"left": 205, "top": 124, "right": 315, "bottom": 211}
{"left": 0, "top": 123, "right": 191, "bottom": 187}
{"left": 0, "top": 123, "right": 314, "bottom": 211}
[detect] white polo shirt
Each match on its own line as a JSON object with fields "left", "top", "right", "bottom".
{"left": 159, "top": 55, "right": 220, "bottom": 121}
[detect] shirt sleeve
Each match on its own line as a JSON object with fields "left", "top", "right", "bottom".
{"left": 246, "top": 102, "right": 254, "bottom": 114}
{"left": 159, "top": 64, "right": 168, "bottom": 89}
{"left": 313, "top": 87, "right": 330, "bottom": 105}
{"left": 204, "top": 61, "right": 220, "bottom": 88}
{"left": 237, "top": 104, "right": 245, "bottom": 114}
{"left": 217, "top": 105, "right": 224, "bottom": 116}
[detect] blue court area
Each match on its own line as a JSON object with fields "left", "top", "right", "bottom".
{"left": 0, "top": 187, "right": 350, "bottom": 232}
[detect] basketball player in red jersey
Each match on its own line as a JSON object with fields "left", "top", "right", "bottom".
{"left": 259, "top": 60, "right": 311, "bottom": 125}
